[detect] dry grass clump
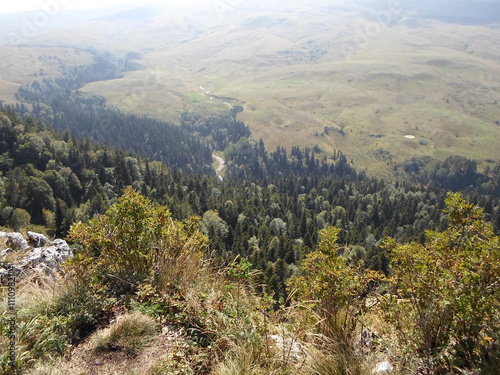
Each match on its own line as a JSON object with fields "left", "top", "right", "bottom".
{"left": 304, "top": 346, "right": 370, "bottom": 375}
{"left": 90, "top": 312, "right": 157, "bottom": 355}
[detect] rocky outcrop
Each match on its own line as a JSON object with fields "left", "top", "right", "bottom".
{"left": 0, "top": 247, "right": 15, "bottom": 259}
{"left": 27, "top": 231, "right": 49, "bottom": 247}
{"left": 0, "top": 232, "right": 73, "bottom": 284}
{"left": 0, "top": 231, "right": 29, "bottom": 251}
{"left": 19, "top": 239, "right": 73, "bottom": 275}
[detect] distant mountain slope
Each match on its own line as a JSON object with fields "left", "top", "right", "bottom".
{"left": 1, "top": 0, "right": 499, "bottom": 177}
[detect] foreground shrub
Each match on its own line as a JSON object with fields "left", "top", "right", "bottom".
{"left": 288, "top": 227, "right": 383, "bottom": 343}
{"left": 383, "top": 193, "right": 500, "bottom": 373}
{"left": 67, "top": 186, "right": 208, "bottom": 295}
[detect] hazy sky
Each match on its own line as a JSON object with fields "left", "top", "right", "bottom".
{"left": 0, "top": 0, "right": 163, "bottom": 14}
{"left": 2, "top": 1, "right": 498, "bottom": 18}
{"left": 0, "top": 0, "right": 258, "bottom": 15}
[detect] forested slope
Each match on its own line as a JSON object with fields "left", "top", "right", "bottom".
{"left": 2, "top": 107, "right": 500, "bottom": 304}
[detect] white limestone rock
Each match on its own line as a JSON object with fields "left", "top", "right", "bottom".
{"left": 271, "top": 327, "right": 308, "bottom": 363}
{"left": 0, "top": 232, "right": 29, "bottom": 251}
{"left": 0, "top": 248, "right": 14, "bottom": 260}
{"left": 372, "top": 361, "right": 394, "bottom": 374}
{"left": 19, "top": 239, "right": 73, "bottom": 276}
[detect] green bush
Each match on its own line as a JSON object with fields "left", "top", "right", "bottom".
{"left": 383, "top": 193, "right": 500, "bottom": 373}
{"left": 11, "top": 208, "right": 30, "bottom": 231}
{"left": 287, "top": 227, "right": 383, "bottom": 343}
{"left": 67, "top": 187, "right": 208, "bottom": 295}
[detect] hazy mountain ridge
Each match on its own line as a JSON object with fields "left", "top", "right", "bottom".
{"left": 402, "top": 0, "right": 500, "bottom": 25}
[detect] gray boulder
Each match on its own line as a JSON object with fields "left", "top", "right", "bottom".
{"left": 0, "top": 233, "right": 72, "bottom": 283}
{"left": 27, "top": 231, "right": 49, "bottom": 247}
{"left": 0, "top": 232, "right": 29, "bottom": 251}
{"left": 271, "top": 334, "right": 307, "bottom": 362}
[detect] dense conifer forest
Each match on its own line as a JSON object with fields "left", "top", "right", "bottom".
{"left": 1, "top": 105, "right": 500, "bottom": 303}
